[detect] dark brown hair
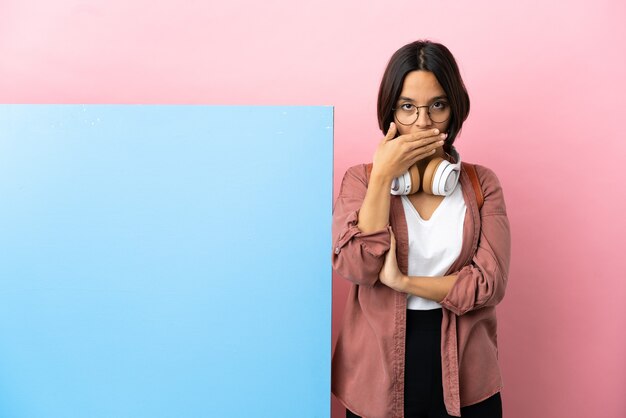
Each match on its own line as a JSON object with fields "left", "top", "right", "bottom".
{"left": 377, "top": 40, "right": 470, "bottom": 153}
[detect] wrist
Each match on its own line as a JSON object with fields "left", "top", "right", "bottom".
{"left": 396, "top": 274, "right": 409, "bottom": 293}
{"left": 370, "top": 167, "right": 394, "bottom": 187}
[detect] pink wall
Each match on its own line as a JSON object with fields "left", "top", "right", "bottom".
{"left": 2, "top": 1, "right": 625, "bottom": 417}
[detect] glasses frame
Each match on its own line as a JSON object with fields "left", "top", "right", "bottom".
{"left": 392, "top": 102, "right": 451, "bottom": 125}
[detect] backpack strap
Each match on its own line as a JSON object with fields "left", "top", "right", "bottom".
{"left": 462, "top": 162, "right": 484, "bottom": 210}
{"left": 365, "top": 162, "right": 484, "bottom": 210}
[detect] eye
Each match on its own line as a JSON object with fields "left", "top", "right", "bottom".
{"left": 400, "top": 103, "right": 415, "bottom": 111}
{"left": 432, "top": 101, "right": 449, "bottom": 110}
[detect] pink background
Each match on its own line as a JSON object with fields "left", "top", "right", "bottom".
{"left": 1, "top": 1, "right": 625, "bottom": 417}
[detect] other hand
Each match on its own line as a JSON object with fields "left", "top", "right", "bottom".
{"left": 379, "top": 229, "right": 407, "bottom": 292}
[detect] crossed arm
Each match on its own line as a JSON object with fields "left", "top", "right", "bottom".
{"left": 378, "top": 229, "right": 458, "bottom": 302}
{"left": 332, "top": 163, "right": 510, "bottom": 316}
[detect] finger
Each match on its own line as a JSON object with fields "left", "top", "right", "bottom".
{"left": 407, "top": 149, "right": 437, "bottom": 167}
{"left": 405, "top": 135, "right": 445, "bottom": 154}
{"left": 383, "top": 122, "right": 398, "bottom": 142}
{"left": 405, "top": 129, "right": 446, "bottom": 143}
{"left": 405, "top": 141, "right": 444, "bottom": 163}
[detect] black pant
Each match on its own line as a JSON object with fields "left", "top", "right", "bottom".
{"left": 346, "top": 309, "right": 502, "bottom": 418}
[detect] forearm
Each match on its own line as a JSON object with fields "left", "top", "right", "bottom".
{"left": 397, "top": 274, "right": 459, "bottom": 303}
{"left": 356, "top": 172, "right": 393, "bottom": 233}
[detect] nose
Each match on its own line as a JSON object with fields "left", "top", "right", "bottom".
{"left": 415, "top": 108, "right": 432, "bottom": 128}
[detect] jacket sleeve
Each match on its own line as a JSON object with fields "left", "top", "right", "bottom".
{"left": 331, "top": 164, "right": 391, "bottom": 287}
{"left": 440, "top": 164, "right": 511, "bottom": 315}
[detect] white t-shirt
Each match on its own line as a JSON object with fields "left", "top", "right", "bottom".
{"left": 400, "top": 182, "right": 467, "bottom": 310}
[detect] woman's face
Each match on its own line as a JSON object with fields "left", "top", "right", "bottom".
{"left": 393, "top": 70, "right": 451, "bottom": 138}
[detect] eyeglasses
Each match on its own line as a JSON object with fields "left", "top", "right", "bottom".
{"left": 392, "top": 101, "right": 451, "bottom": 125}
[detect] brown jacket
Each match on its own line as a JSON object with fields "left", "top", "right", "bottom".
{"left": 331, "top": 161, "right": 511, "bottom": 417}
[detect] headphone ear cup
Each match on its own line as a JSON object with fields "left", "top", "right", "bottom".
{"left": 422, "top": 157, "right": 444, "bottom": 195}
{"left": 408, "top": 164, "right": 421, "bottom": 194}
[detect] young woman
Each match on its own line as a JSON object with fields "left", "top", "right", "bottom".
{"left": 331, "top": 40, "right": 511, "bottom": 418}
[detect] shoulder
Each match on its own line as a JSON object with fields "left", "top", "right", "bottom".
{"left": 465, "top": 162, "right": 507, "bottom": 215}
{"left": 339, "top": 163, "right": 371, "bottom": 189}
{"left": 464, "top": 161, "right": 497, "bottom": 181}
{"left": 464, "top": 162, "right": 503, "bottom": 192}
{"left": 344, "top": 163, "right": 370, "bottom": 178}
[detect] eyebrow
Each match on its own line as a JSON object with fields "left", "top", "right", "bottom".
{"left": 398, "top": 95, "right": 448, "bottom": 103}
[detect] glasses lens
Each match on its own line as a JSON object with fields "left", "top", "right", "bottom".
{"left": 394, "top": 106, "right": 417, "bottom": 125}
{"left": 429, "top": 102, "right": 451, "bottom": 123}
{"left": 395, "top": 103, "right": 451, "bottom": 125}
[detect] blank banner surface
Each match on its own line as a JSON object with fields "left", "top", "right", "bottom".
{"left": 0, "top": 105, "right": 333, "bottom": 418}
